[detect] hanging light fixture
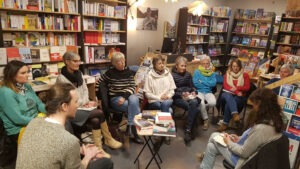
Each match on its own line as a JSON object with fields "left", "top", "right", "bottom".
{"left": 165, "top": 0, "right": 178, "bottom": 3}
{"left": 188, "top": 0, "right": 208, "bottom": 16}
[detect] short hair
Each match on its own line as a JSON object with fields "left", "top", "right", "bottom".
{"left": 2, "top": 60, "right": 27, "bottom": 92}
{"left": 62, "top": 51, "right": 80, "bottom": 64}
{"left": 248, "top": 88, "right": 283, "bottom": 132}
{"left": 199, "top": 55, "right": 211, "bottom": 62}
{"left": 45, "top": 83, "right": 76, "bottom": 115}
{"left": 175, "top": 56, "right": 187, "bottom": 66}
{"left": 152, "top": 54, "right": 165, "bottom": 67}
{"left": 228, "top": 58, "right": 242, "bottom": 72}
{"left": 111, "top": 52, "right": 125, "bottom": 66}
{"left": 280, "top": 64, "right": 294, "bottom": 75}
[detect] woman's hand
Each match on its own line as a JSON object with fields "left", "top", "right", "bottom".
{"left": 230, "top": 86, "right": 237, "bottom": 92}
{"left": 117, "top": 97, "right": 125, "bottom": 106}
{"left": 229, "top": 134, "right": 239, "bottom": 143}
{"left": 223, "top": 133, "right": 231, "bottom": 145}
{"left": 82, "top": 144, "right": 100, "bottom": 159}
{"left": 161, "top": 94, "right": 169, "bottom": 100}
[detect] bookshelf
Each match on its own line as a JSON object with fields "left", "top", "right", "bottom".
{"left": 0, "top": 0, "right": 80, "bottom": 80}
{"left": 228, "top": 8, "right": 275, "bottom": 77}
{"left": 270, "top": 14, "right": 300, "bottom": 73}
{"left": 80, "top": 0, "right": 127, "bottom": 76}
{"left": 177, "top": 7, "right": 211, "bottom": 58}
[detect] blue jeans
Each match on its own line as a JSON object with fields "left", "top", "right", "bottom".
{"left": 200, "top": 132, "right": 234, "bottom": 169}
{"left": 110, "top": 94, "right": 140, "bottom": 125}
{"left": 148, "top": 99, "right": 173, "bottom": 113}
{"left": 221, "top": 92, "right": 246, "bottom": 124}
{"left": 173, "top": 98, "right": 200, "bottom": 130}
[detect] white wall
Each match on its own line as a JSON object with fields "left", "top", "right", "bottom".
{"left": 126, "top": 0, "right": 226, "bottom": 65}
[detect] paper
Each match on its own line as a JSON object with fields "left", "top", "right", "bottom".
{"left": 213, "top": 134, "right": 227, "bottom": 147}
{"left": 77, "top": 106, "right": 97, "bottom": 111}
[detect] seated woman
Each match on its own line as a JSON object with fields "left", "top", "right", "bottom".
{"left": 0, "top": 60, "right": 46, "bottom": 162}
{"left": 199, "top": 88, "right": 285, "bottom": 169}
{"left": 144, "top": 55, "right": 176, "bottom": 113}
{"left": 218, "top": 59, "right": 250, "bottom": 132}
{"left": 266, "top": 63, "right": 294, "bottom": 95}
{"left": 96, "top": 52, "right": 143, "bottom": 144}
{"left": 56, "top": 52, "right": 122, "bottom": 158}
{"left": 171, "top": 56, "right": 200, "bottom": 144}
{"left": 16, "top": 83, "right": 113, "bottom": 169}
{"left": 193, "top": 55, "right": 217, "bottom": 130}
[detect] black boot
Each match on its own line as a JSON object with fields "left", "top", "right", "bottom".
{"left": 126, "top": 125, "right": 144, "bottom": 144}
{"left": 184, "top": 129, "right": 192, "bottom": 145}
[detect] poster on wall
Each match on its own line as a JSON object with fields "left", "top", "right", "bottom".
{"left": 136, "top": 7, "right": 158, "bottom": 31}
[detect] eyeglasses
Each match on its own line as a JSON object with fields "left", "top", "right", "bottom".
{"left": 69, "top": 59, "right": 82, "bottom": 64}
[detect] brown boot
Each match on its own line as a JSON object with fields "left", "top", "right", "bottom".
{"left": 217, "top": 123, "right": 228, "bottom": 132}
{"left": 92, "top": 129, "right": 111, "bottom": 158}
{"left": 233, "top": 113, "right": 240, "bottom": 122}
{"left": 101, "top": 122, "right": 123, "bottom": 149}
{"left": 202, "top": 119, "right": 209, "bottom": 130}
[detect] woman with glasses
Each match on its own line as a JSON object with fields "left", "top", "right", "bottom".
{"left": 56, "top": 52, "right": 122, "bottom": 158}
{"left": 193, "top": 55, "right": 217, "bottom": 130}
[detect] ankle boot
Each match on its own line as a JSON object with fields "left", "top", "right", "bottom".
{"left": 101, "top": 122, "right": 123, "bottom": 149}
{"left": 127, "top": 125, "right": 144, "bottom": 144}
{"left": 92, "top": 129, "right": 111, "bottom": 158}
{"left": 184, "top": 129, "right": 192, "bottom": 145}
{"left": 202, "top": 119, "right": 209, "bottom": 130}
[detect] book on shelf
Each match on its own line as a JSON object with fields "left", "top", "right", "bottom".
{"left": 7, "top": 47, "right": 21, "bottom": 62}
{"left": 241, "top": 37, "right": 251, "bottom": 45}
{"left": 94, "top": 46, "right": 107, "bottom": 63}
{"left": 30, "top": 48, "right": 41, "bottom": 63}
{"left": 50, "top": 46, "right": 62, "bottom": 61}
{"left": 230, "top": 48, "right": 240, "bottom": 56}
{"left": 0, "top": 48, "right": 7, "bottom": 65}
{"left": 279, "top": 84, "right": 295, "bottom": 98}
{"left": 287, "top": 115, "right": 300, "bottom": 136}
{"left": 283, "top": 98, "right": 298, "bottom": 114}
{"left": 19, "top": 47, "right": 32, "bottom": 63}
{"left": 256, "top": 8, "right": 264, "bottom": 19}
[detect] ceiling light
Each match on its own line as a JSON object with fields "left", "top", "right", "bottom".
{"left": 188, "top": 0, "right": 208, "bottom": 16}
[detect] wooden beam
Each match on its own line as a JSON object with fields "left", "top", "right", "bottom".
{"left": 265, "top": 73, "right": 300, "bottom": 89}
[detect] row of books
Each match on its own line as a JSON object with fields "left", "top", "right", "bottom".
{"left": 211, "top": 6, "right": 231, "bottom": 17}
{"left": 277, "top": 84, "right": 300, "bottom": 168}
{"left": 231, "top": 36, "right": 268, "bottom": 47}
{"left": 210, "top": 19, "right": 228, "bottom": 32}
{"left": 186, "top": 35, "right": 204, "bottom": 44}
{"left": 0, "top": 0, "right": 78, "bottom": 13}
{"left": 82, "top": 1, "right": 126, "bottom": 19}
{"left": 234, "top": 8, "right": 273, "bottom": 20}
{"left": 280, "top": 22, "right": 300, "bottom": 32}
{"left": 0, "top": 12, "right": 81, "bottom": 31}
{"left": 230, "top": 47, "right": 265, "bottom": 59}
{"left": 277, "top": 45, "right": 300, "bottom": 55}
{"left": 187, "top": 26, "right": 208, "bottom": 35}
{"left": 186, "top": 45, "right": 204, "bottom": 56}
{"left": 0, "top": 45, "right": 78, "bottom": 65}
{"left": 86, "top": 66, "right": 109, "bottom": 77}
{"left": 234, "top": 22, "right": 271, "bottom": 35}
{"left": 209, "top": 35, "right": 224, "bottom": 44}
{"left": 83, "top": 18, "right": 121, "bottom": 31}
{"left": 84, "top": 32, "right": 124, "bottom": 45}
{"left": 278, "top": 35, "right": 300, "bottom": 45}
{"left": 3, "top": 32, "right": 77, "bottom": 47}
{"left": 84, "top": 46, "right": 110, "bottom": 64}
{"left": 208, "top": 46, "right": 222, "bottom": 56}
{"left": 187, "top": 15, "right": 209, "bottom": 26}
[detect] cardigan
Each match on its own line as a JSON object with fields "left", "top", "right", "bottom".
{"left": 144, "top": 68, "right": 176, "bottom": 103}
{"left": 223, "top": 72, "right": 250, "bottom": 96}
{"left": 0, "top": 83, "right": 46, "bottom": 135}
{"left": 16, "top": 118, "right": 85, "bottom": 169}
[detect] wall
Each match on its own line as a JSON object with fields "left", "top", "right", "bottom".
{"left": 126, "top": 0, "right": 226, "bottom": 65}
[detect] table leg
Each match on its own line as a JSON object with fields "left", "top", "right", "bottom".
{"left": 145, "top": 137, "right": 164, "bottom": 169}
{"left": 134, "top": 136, "right": 150, "bottom": 164}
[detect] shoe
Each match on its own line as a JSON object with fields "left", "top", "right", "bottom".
{"left": 101, "top": 122, "right": 123, "bottom": 149}
{"left": 202, "top": 119, "right": 209, "bottom": 130}
{"left": 184, "top": 130, "right": 192, "bottom": 145}
{"left": 217, "top": 123, "right": 228, "bottom": 132}
{"left": 196, "top": 152, "right": 205, "bottom": 162}
{"left": 233, "top": 113, "right": 240, "bottom": 122}
{"left": 126, "top": 125, "right": 144, "bottom": 144}
{"left": 92, "top": 129, "right": 111, "bottom": 158}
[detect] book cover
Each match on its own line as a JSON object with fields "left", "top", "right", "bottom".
{"left": 287, "top": 115, "right": 300, "bottom": 136}
{"left": 94, "top": 46, "right": 107, "bottom": 62}
{"left": 256, "top": 8, "right": 264, "bottom": 19}
{"left": 12, "top": 33, "right": 27, "bottom": 47}
{"left": 31, "top": 64, "right": 43, "bottom": 79}
{"left": 142, "top": 110, "right": 158, "bottom": 120}
{"left": 153, "top": 122, "right": 176, "bottom": 137}
{"left": 27, "top": 0, "right": 39, "bottom": 10}
{"left": 134, "top": 118, "right": 153, "bottom": 129}
{"left": 279, "top": 84, "right": 295, "bottom": 98}
{"left": 26, "top": 14, "right": 38, "bottom": 29}
{"left": 283, "top": 98, "right": 298, "bottom": 114}
{"left": 283, "top": 131, "right": 300, "bottom": 169}
{"left": 28, "top": 32, "right": 40, "bottom": 46}
{"left": 6, "top": 47, "right": 21, "bottom": 62}
{"left": 0, "top": 48, "right": 7, "bottom": 65}
{"left": 39, "top": 48, "right": 50, "bottom": 62}
{"left": 30, "top": 48, "right": 40, "bottom": 63}
{"left": 19, "top": 47, "right": 32, "bottom": 63}
{"left": 50, "top": 46, "right": 61, "bottom": 61}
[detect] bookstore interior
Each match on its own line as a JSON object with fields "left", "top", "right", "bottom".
{"left": 1, "top": 0, "right": 300, "bottom": 168}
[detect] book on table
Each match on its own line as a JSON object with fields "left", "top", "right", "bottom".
{"left": 134, "top": 116, "right": 154, "bottom": 135}
{"left": 153, "top": 121, "right": 176, "bottom": 137}
{"left": 142, "top": 110, "right": 159, "bottom": 121}
{"left": 155, "top": 112, "right": 173, "bottom": 125}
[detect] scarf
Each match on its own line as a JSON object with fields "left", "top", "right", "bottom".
{"left": 226, "top": 70, "right": 244, "bottom": 88}
{"left": 198, "top": 65, "right": 213, "bottom": 77}
{"left": 16, "top": 83, "right": 27, "bottom": 95}
{"left": 61, "top": 66, "right": 83, "bottom": 87}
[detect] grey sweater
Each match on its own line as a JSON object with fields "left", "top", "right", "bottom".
{"left": 227, "top": 124, "right": 282, "bottom": 169}
{"left": 16, "top": 118, "right": 84, "bottom": 169}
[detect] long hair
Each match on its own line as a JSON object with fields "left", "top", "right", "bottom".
{"left": 248, "top": 88, "right": 283, "bottom": 132}
{"left": 45, "top": 83, "right": 76, "bottom": 115}
{"left": 2, "top": 60, "right": 27, "bottom": 92}
{"left": 228, "top": 59, "right": 242, "bottom": 72}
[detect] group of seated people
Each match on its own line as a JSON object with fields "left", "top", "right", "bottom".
{"left": 0, "top": 51, "right": 293, "bottom": 168}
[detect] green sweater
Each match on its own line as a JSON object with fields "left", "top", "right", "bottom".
{"left": 0, "top": 83, "right": 46, "bottom": 135}
{"left": 16, "top": 118, "right": 84, "bottom": 169}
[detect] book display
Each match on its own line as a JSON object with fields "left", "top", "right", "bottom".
{"left": 228, "top": 8, "right": 275, "bottom": 78}
{"left": 80, "top": 0, "right": 127, "bottom": 75}
{"left": 0, "top": 0, "right": 80, "bottom": 79}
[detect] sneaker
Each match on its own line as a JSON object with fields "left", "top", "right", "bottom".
{"left": 195, "top": 152, "right": 205, "bottom": 162}
{"left": 81, "top": 132, "right": 94, "bottom": 144}
{"left": 217, "top": 123, "right": 228, "bottom": 132}
{"left": 202, "top": 119, "right": 209, "bottom": 130}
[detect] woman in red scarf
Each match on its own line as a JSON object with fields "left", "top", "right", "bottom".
{"left": 218, "top": 59, "right": 250, "bottom": 131}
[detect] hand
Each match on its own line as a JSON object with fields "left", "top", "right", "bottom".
{"left": 161, "top": 94, "right": 169, "bottom": 100}
{"left": 237, "top": 92, "right": 242, "bottom": 96}
{"left": 230, "top": 134, "right": 239, "bottom": 143}
{"left": 182, "top": 92, "right": 189, "bottom": 98}
{"left": 223, "top": 133, "right": 231, "bottom": 145}
{"left": 191, "top": 91, "right": 196, "bottom": 96}
{"left": 82, "top": 144, "right": 100, "bottom": 159}
{"left": 117, "top": 97, "right": 125, "bottom": 106}
{"left": 230, "top": 86, "right": 237, "bottom": 92}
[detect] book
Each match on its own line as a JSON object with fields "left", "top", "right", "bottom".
{"left": 0, "top": 48, "right": 7, "bottom": 65}
{"left": 287, "top": 115, "right": 300, "bottom": 136}
{"left": 31, "top": 64, "right": 43, "bottom": 79}
{"left": 19, "top": 47, "right": 32, "bottom": 63}
{"left": 134, "top": 118, "right": 153, "bottom": 129}
{"left": 94, "top": 46, "right": 106, "bottom": 62}
{"left": 155, "top": 112, "right": 173, "bottom": 125}
{"left": 283, "top": 131, "right": 300, "bottom": 168}
{"left": 30, "top": 48, "right": 41, "bottom": 63}
{"left": 279, "top": 84, "right": 295, "bottom": 98}
{"left": 142, "top": 110, "right": 158, "bottom": 120}
{"left": 213, "top": 133, "right": 227, "bottom": 147}
{"left": 153, "top": 122, "right": 176, "bottom": 137}
{"left": 39, "top": 48, "right": 50, "bottom": 62}
{"left": 6, "top": 47, "right": 21, "bottom": 62}
{"left": 50, "top": 46, "right": 61, "bottom": 61}
{"left": 283, "top": 98, "right": 298, "bottom": 114}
